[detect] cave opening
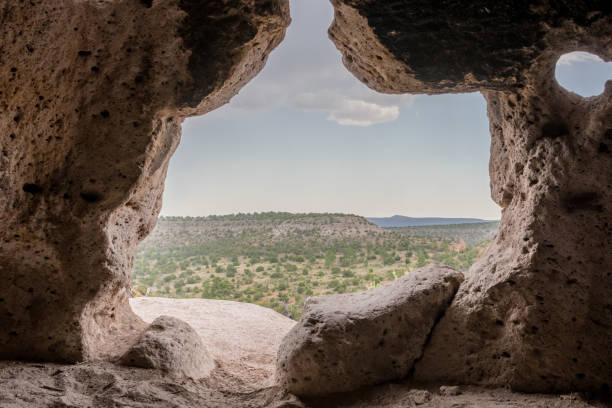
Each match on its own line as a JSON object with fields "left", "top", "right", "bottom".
{"left": 131, "top": 0, "right": 499, "bottom": 321}
{"left": 555, "top": 51, "right": 612, "bottom": 97}
{"left": 1, "top": 0, "right": 611, "bottom": 405}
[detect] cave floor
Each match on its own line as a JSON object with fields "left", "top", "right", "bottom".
{"left": 1, "top": 299, "right": 607, "bottom": 407}
{"left": 0, "top": 360, "right": 607, "bottom": 408}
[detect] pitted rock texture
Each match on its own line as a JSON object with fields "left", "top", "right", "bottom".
{"left": 276, "top": 266, "right": 464, "bottom": 397}
{"left": 329, "top": 0, "right": 611, "bottom": 94}
{"left": 329, "top": 0, "right": 612, "bottom": 394}
{"left": 120, "top": 316, "right": 214, "bottom": 379}
{"left": 0, "top": 364, "right": 604, "bottom": 408}
{"left": 415, "top": 75, "right": 612, "bottom": 393}
{"left": 0, "top": 0, "right": 289, "bottom": 362}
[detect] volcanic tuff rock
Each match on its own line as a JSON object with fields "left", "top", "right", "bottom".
{"left": 329, "top": 0, "right": 612, "bottom": 394}
{"left": 276, "top": 266, "right": 464, "bottom": 396}
{"left": 130, "top": 297, "right": 296, "bottom": 390}
{"left": 1, "top": 0, "right": 611, "bottom": 401}
{"left": 120, "top": 316, "right": 214, "bottom": 379}
{"left": 0, "top": 0, "right": 289, "bottom": 362}
{"left": 0, "top": 298, "right": 299, "bottom": 407}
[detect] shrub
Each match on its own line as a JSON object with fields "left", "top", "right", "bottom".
{"left": 226, "top": 266, "right": 237, "bottom": 278}
{"left": 201, "top": 277, "right": 235, "bottom": 299}
{"left": 187, "top": 276, "right": 201, "bottom": 284}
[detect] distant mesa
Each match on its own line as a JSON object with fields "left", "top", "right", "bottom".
{"left": 366, "top": 215, "right": 496, "bottom": 228}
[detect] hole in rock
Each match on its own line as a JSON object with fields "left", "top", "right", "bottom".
{"left": 555, "top": 51, "right": 612, "bottom": 97}
{"left": 132, "top": 0, "right": 499, "bottom": 325}
{"left": 562, "top": 192, "right": 603, "bottom": 213}
{"left": 22, "top": 183, "right": 42, "bottom": 194}
{"left": 80, "top": 191, "right": 104, "bottom": 203}
{"left": 540, "top": 121, "right": 569, "bottom": 140}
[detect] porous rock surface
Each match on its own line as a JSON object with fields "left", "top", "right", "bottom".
{"left": 120, "top": 315, "right": 214, "bottom": 379}
{"left": 0, "top": 0, "right": 289, "bottom": 362}
{"left": 0, "top": 362, "right": 604, "bottom": 408}
{"left": 2, "top": 0, "right": 612, "bottom": 402}
{"left": 0, "top": 298, "right": 299, "bottom": 407}
{"left": 276, "top": 266, "right": 464, "bottom": 396}
{"left": 329, "top": 0, "right": 612, "bottom": 394}
{"left": 304, "top": 383, "right": 606, "bottom": 408}
{"left": 5, "top": 298, "right": 592, "bottom": 406}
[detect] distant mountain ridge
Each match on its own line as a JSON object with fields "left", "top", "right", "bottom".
{"left": 366, "top": 215, "right": 495, "bottom": 228}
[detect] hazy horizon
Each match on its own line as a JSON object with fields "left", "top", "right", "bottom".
{"left": 159, "top": 0, "right": 611, "bottom": 220}
{"left": 159, "top": 211, "right": 500, "bottom": 221}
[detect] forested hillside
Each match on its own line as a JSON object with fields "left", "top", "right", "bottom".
{"left": 132, "top": 213, "right": 497, "bottom": 319}
{"left": 391, "top": 221, "right": 500, "bottom": 245}
{"left": 367, "top": 215, "right": 492, "bottom": 227}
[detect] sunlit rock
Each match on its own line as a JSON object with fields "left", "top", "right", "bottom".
{"left": 120, "top": 316, "right": 214, "bottom": 379}
{"left": 276, "top": 266, "right": 463, "bottom": 396}
{"left": 131, "top": 297, "right": 296, "bottom": 390}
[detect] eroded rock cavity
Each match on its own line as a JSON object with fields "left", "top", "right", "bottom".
{"left": 2, "top": 0, "right": 611, "bottom": 399}
{"left": 0, "top": 0, "right": 290, "bottom": 362}
{"left": 329, "top": 0, "right": 612, "bottom": 394}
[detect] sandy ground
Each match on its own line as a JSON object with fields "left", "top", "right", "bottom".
{"left": 304, "top": 381, "right": 610, "bottom": 408}
{"left": 0, "top": 298, "right": 609, "bottom": 407}
{"left": 130, "top": 297, "right": 296, "bottom": 391}
{"left": 0, "top": 361, "right": 607, "bottom": 408}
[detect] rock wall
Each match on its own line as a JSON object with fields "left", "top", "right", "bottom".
{"left": 2, "top": 0, "right": 611, "bottom": 398}
{"left": 0, "top": 0, "right": 289, "bottom": 362}
{"left": 329, "top": 0, "right": 612, "bottom": 394}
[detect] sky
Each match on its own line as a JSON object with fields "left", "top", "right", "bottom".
{"left": 160, "top": 0, "right": 612, "bottom": 219}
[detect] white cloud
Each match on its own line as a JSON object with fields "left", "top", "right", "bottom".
{"left": 344, "top": 85, "right": 416, "bottom": 108}
{"left": 557, "top": 51, "right": 603, "bottom": 66}
{"left": 328, "top": 99, "right": 399, "bottom": 126}
{"left": 192, "top": 0, "right": 417, "bottom": 126}
{"left": 231, "top": 82, "right": 289, "bottom": 111}
{"left": 292, "top": 89, "right": 412, "bottom": 126}
{"left": 214, "top": 62, "right": 352, "bottom": 116}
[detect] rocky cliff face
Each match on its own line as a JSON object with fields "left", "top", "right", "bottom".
{"left": 326, "top": 0, "right": 612, "bottom": 394}
{"left": 0, "top": 0, "right": 289, "bottom": 362}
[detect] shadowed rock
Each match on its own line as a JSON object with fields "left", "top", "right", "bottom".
{"left": 120, "top": 316, "right": 214, "bottom": 379}
{"left": 276, "top": 266, "right": 463, "bottom": 396}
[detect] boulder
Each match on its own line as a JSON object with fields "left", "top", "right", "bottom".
{"left": 120, "top": 316, "right": 214, "bottom": 379}
{"left": 276, "top": 266, "right": 463, "bottom": 396}
{"left": 130, "top": 297, "right": 296, "bottom": 390}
